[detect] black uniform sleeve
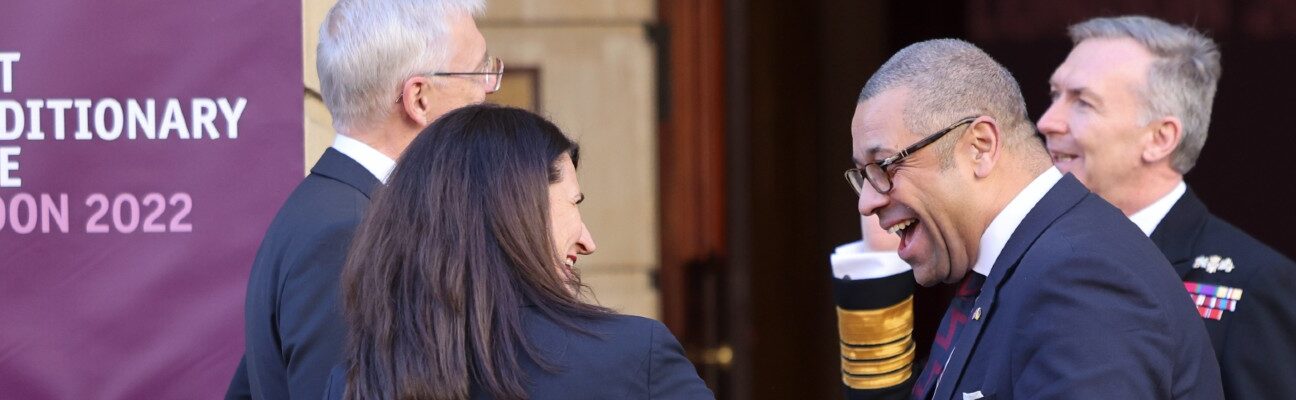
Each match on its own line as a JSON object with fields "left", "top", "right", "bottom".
{"left": 834, "top": 271, "right": 916, "bottom": 400}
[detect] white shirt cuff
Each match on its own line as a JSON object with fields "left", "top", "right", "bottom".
{"left": 830, "top": 240, "right": 911, "bottom": 280}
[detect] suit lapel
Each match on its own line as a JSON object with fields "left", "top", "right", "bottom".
{"left": 310, "top": 147, "right": 382, "bottom": 199}
{"left": 1149, "top": 188, "right": 1209, "bottom": 279}
{"left": 931, "top": 174, "right": 1089, "bottom": 400}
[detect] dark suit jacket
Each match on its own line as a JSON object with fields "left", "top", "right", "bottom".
{"left": 226, "top": 148, "right": 380, "bottom": 400}
{"left": 835, "top": 174, "right": 1223, "bottom": 399}
{"left": 322, "top": 307, "right": 714, "bottom": 399}
{"left": 1151, "top": 188, "right": 1296, "bottom": 399}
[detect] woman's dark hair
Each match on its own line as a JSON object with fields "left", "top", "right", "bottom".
{"left": 341, "top": 104, "right": 611, "bottom": 400}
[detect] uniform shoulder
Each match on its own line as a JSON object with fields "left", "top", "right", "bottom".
{"left": 1184, "top": 214, "right": 1296, "bottom": 291}
{"left": 1197, "top": 214, "right": 1295, "bottom": 268}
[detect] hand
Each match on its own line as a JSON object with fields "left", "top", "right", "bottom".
{"left": 861, "top": 214, "right": 900, "bottom": 251}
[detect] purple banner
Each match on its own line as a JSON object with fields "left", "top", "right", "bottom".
{"left": 0, "top": 1, "right": 302, "bottom": 398}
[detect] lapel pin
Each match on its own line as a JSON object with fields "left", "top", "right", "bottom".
{"left": 972, "top": 307, "right": 982, "bottom": 321}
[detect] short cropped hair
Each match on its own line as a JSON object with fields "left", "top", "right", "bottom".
{"left": 317, "top": 0, "right": 486, "bottom": 133}
{"left": 1069, "top": 16, "right": 1221, "bottom": 174}
{"left": 858, "top": 39, "right": 1035, "bottom": 166}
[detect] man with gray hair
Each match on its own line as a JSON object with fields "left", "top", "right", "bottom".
{"left": 1039, "top": 15, "right": 1296, "bottom": 399}
{"left": 226, "top": 0, "right": 497, "bottom": 398}
{"left": 832, "top": 38, "right": 1221, "bottom": 399}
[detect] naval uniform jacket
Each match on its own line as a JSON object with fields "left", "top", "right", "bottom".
{"left": 1151, "top": 188, "right": 1296, "bottom": 399}
{"left": 833, "top": 174, "right": 1223, "bottom": 399}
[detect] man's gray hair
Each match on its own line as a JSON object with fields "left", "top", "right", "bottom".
{"left": 317, "top": 0, "right": 486, "bottom": 133}
{"left": 858, "top": 39, "right": 1035, "bottom": 164}
{"left": 1070, "top": 15, "right": 1221, "bottom": 174}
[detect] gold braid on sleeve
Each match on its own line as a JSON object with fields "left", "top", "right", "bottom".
{"left": 837, "top": 295, "right": 914, "bottom": 389}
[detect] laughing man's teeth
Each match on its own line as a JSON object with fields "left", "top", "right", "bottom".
{"left": 886, "top": 219, "right": 916, "bottom": 235}
{"left": 1053, "top": 154, "right": 1076, "bottom": 162}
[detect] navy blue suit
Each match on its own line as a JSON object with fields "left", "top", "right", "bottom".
{"left": 1151, "top": 188, "right": 1296, "bottom": 399}
{"left": 323, "top": 307, "right": 714, "bottom": 399}
{"left": 835, "top": 174, "right": 1223, "bottom": 399}
{"left": 226, "top": 148, "right": 380, "bottom": 400}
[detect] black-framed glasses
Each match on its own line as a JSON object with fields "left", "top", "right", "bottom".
{"left": 396, "top": 56, "right": 504, "bottom": 103}
{"left": 844, "top": 116, "right": 978, "bottom": 195}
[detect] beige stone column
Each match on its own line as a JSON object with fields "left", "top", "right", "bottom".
{"left": 481, "top": 0, "right": 660, "bottom": 319}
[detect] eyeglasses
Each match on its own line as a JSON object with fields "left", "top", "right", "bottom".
{"left": 396, "top": 56, "right": 504, "bottom": 103}
{"left": 844, "top": 116, "right": 978, "bottom": 195}
{"left": 434, "top": 55, "right": 504, "bottom": 93}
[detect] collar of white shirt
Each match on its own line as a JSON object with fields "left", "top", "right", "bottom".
{"left": 971, "top": 167, "right": 1064, "bottom": 277}
{"left": 331, "top": 134, "right": 396, "bottom": 184}
{"left": 1128, "top": 180, "right": 1186, "bottom": 237}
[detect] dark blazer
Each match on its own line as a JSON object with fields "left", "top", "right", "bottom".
{"left": 835, "top": 174, "right": 1223, "bottom": 399}
{"left": 1150, "top": 188, "right": 1296, "bottom": 399}
{"left": 226, "top": 148, "right": 381, "bottom": 400}
{"left": 322, "top": 307, "right": 714, "bottom": 399}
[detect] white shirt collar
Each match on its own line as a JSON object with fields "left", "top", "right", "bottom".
{"left": 972, "top": 167, "right": 1065, "bottom": 277}
{"left": 331, "top": 134, "right": 396, "bottom": 183}
{"left": 1128, "top": 180, "right": 1186, "bottom": 236}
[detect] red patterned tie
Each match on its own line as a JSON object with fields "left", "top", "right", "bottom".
{"left": 911, "top": 272, "right": 986, "bottom": 400}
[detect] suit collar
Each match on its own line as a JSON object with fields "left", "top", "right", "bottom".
{"left": 311, "top": 147, "right": 382, "bottom": 198}
{"left": 972, "top": 167, "right": 1063, "bottom": 277}
{"left": 331, "top": 134, "right": 396, "bottom": 183}
{"left": 1149, "top": 187, "right": 1210, "bottom": 277}
{"left": 981, "top": 173, "right": 1089, "bottom": 291}
{"left": 1129, "top": 181, "right": 1187, "bottom": 236}
{"left": 931, "top": 173, "right": 1090, "bottom": 400}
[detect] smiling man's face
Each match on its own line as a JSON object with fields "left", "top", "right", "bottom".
{"left": 1038, "top": 38, "right": 1157, "bottom": 204}
{"left": 852, "top": 87, "right": 979, "bottom": 286}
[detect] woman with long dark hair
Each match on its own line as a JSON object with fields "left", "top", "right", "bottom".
{"left": 325, "top": 104, "right": 712, "bottom": 399}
